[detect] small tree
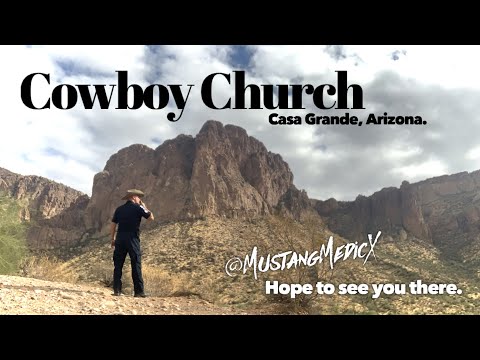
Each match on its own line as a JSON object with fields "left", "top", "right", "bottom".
{"left": 259, "top": 214, "right": 336, "bottom": 314}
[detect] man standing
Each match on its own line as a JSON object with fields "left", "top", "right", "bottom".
{"left": 110, "top": 189, "right": 154, "bottom": 297}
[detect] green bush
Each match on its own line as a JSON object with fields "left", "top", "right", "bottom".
{"left": 0, "top": 194, "right": 28, "bottom": 274}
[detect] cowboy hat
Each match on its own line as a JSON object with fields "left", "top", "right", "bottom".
{"left": 122, "top": 189, "right": 145, "bottom": 200}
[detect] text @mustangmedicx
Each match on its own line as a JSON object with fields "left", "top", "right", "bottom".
{"left": 269, "top": 112, "right": 426, "bottom": 126}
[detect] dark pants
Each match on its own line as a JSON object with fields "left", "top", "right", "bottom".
{"left": 113, "top": 232, "right": 144, "bottom": 294}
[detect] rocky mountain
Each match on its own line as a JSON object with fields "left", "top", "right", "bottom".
{"left": 0, "top": 167, "right": 87, "bottom": 250}
{"left": 25, "top": 120, "right": 311, "bottom": 249}
{"left": 314, "top": 171, "right": 480, "bottom": 256}
{"left": 4, "top": 120, "right": 480, "bottom": 314}
{"left": 86, "top": 120, "right": 303, "bottom": 230}
{"left": 5, "top": 120, "right": 480, "bottom": 259}
{"left": 0, "top": 167, "right": 84, "bottom": 221}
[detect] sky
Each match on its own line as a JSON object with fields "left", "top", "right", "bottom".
{"left": 1, "top": 45, "right": 480, "bottom": 201}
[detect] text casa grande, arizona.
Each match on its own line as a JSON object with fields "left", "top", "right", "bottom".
{"left": 20, "top": 70, "right": 423, "bottom": 125}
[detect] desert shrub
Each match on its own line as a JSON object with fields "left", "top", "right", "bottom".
{"left": 19, "top": 255, "right": 78, "bottom": 283}
{"left": 259, "top": 215, "right": 337, "bottom": 314}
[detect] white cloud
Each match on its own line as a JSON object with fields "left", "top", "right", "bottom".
{"left": 391, "top": 159, "right": 448, "bottom": 180}
{"left": 1, "top": 45, "right": 480, "bottom": 201}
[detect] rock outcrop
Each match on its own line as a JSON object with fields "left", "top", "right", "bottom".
{"left": 23, "top": 120, "right": 311, "bottom": 248}
{"left": 0, "top": 167, "right": 83, "bottom": 220}
{"left": 314, "top": 171, "right": 480, "bottom": 255}
{"left": 85, "top": 120, "right": 305, "bottom": 235}
{"left": 27, "top": 195, "right": 90, "bottom": 249}
{"left": 0, "top": 167, "right": 87, "bottom": 249}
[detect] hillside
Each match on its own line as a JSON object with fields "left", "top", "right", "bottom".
{"left": 0, "top": 193, "right": 28, "bottom": 273}
{"left": 48, "top": 216, "right": 480, "bottom": 314}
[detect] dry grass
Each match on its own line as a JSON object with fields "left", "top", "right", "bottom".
{"left": 19, "top": 255, "right": 79, "bottom": 283}
{"left": 91, "top": 262, "right": 198, "bottom": 297}
{"left": 258, "top": 215, "right": 337, "bottom": 313}
{"left": 143, "top": 266, "right": 197, "bottom": 297}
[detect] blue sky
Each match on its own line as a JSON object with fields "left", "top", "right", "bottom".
{"left": 2, "top": 45, "right": 480, "bottom": 200}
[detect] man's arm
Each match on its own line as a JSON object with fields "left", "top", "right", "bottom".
{"left": 110, "top": 222, "right": 117, "bottom": 248}
{"left": 140, "top": 201, "right": 155, "bottom": 221}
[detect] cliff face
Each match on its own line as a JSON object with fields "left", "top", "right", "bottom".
{"left": 22, "top": 120, "right": 308, "bottom": 248}
{"left": 413, "top": 171, "right": 480, "bottom": 253}
{"left": 27, "top": 195, "right": 90, "bottom": 249}
{"left": 0, "top": 168, "right": 83, "bottom": 220}
{"left": 314, "top": 171, "right": 480, "bottom": 255}
{"left": 0, "top": 167, "right": 86, "bottom": 249}
{"left": 84, "top": 120, "right": 302, "bottom": 234}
